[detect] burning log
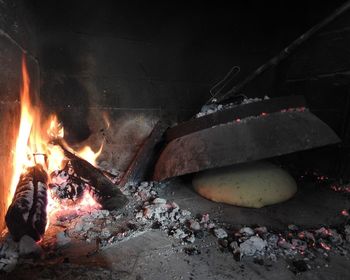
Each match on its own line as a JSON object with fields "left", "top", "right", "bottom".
{"left": 5, "top": 164, "right": 48, "bottom": 242}
{"left": 51, "top": 140, "right": 128, "bottom": 210}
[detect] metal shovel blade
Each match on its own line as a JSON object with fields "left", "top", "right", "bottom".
{"left": 154, "top": 97, "right": 340, "bottom": 181}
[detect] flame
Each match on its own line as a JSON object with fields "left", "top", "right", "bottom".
{"left": 8, "top": 58, "right": 33, "bottom": 207}
{"left": 102, "top": 111, "right": 110, "bottom": 130}
{"left": 9, "top": 58, "right": 66, "bottom": 205}
{"left": 76, "top": 143, "right": 103, "bottom": 166}
{"left": 8, "top": 55, "right": 102, "bottom": 233}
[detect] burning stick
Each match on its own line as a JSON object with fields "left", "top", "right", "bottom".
{"left": 51, "top": 140, "right": 128, "bottom": 210}
{"left": 5, "top": 164, "right": 48, "bottom": 242}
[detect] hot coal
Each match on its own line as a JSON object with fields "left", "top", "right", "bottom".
{"left": 5, "top": 164, "right": 49, "bottom": 242}
{"left": 49, "top": 164, "right": 86, "bottom": 204}
{"left": 52, "top": 141, "right": 128, "bottom": 210}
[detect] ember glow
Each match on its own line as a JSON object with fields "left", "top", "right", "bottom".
{"left": 7, "top": 55, "right": 101, "bottom": 230}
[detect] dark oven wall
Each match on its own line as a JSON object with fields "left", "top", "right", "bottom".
{"left": 28, "top": 1, "right": 311, "bottom": 139}
{"left": 24, "top": 0, "right": 349, "bottom": 175}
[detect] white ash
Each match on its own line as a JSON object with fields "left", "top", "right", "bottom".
{"left": 2, "top": 177, "right": 350, "bottom": 274}
{"left": 189, "top": 220, "right": 201, "bottom": 231}
{"left": 0, "top": 234, "right": 19, "bottom": 272}
{"left": 240, "top": 236, "right": 267, "bottom": 257}
{"left": 19, "top": 235, "right": 42, "bottom": 256}
{"left": 239, "top": 227, "right": 255, "bottom": 236}
{"left": 51, "top": 180, "right": 227, "bottom": 249}
{"left": 196, "top": 96, "right": 270, "bottom": 118}
{"left": 214, "top": 228, "right": 228, "bottom": 239}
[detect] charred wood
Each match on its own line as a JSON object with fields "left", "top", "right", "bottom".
{"left": 49, "top": 163, "right": 86, "bottom": 204}
{"left": 5, "top": 164, "right": 48, "bottom": 242}
{"left": 119, "top": 121, "right": 168, "bottom": 187}
{"left": 51, "top": 140, "right": 128, "bottom": 210}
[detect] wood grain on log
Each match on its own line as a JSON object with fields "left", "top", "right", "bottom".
{"left": 5, "top": 164, "right": 48, "bottom": 242}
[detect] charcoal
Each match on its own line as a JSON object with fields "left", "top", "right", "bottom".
{"left": 49, "top": 164, "right": 87, "bottom": 204}
{"left": 52, "top": 140, "right": 128, "bottom": 210}
{"left": 49, "top": 181, "right": 85, "bottom": 202}
{"left": 5, "top": 164, "right": 49, "bottom": 242}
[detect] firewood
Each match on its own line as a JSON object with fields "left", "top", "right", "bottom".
{"left": 5, "top": 164, "right": 48, "bottom": 242}
{"left": 119, "top": 121, "right": 168, "bottom": 187}
{"left": 51, "top": 140, "right": 128, "bottom": 210}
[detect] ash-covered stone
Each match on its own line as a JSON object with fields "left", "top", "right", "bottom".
{"left": 240, "top": 236, "right": 267, "bottom": 257}
{"left": 239, "top": 227, "right": 255, "bottom": 236}
{"left": 189, "top": 220, "right": 201, "bottom": 231}
{"left": 214, "top": 228, "right": 228, "bottom": 239}
{"left": 19, "top": 235, "right": 42, "bottom": 256}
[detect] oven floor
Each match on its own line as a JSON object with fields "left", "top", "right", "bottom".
{"left": 3, "top": 179, "right": 350, "bottom": 280}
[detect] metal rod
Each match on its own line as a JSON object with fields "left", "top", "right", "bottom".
{"left": 210, "top": 0, "right": 350, "bottom": 104}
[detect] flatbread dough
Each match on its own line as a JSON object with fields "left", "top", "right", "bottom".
{"left": 192, "top": 161, "right": 297, "bottom": 208}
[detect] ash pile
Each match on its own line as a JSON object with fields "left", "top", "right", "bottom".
{"left": 196, "top": 96, "right": 270, "bottom": 118}
{"left": 2, "top": 179, "right": 350, "bottom": 274}
{"left": 55, "top": 180, "right": 350, "bottom": 274}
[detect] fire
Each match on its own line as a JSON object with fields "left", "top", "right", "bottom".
{"left": 8, "top": 61, "right": 32, "bottom": 207}
{"left": 77, "top": 143, "right": 103, "bottom": 166}
{"left": 102, "top": 111, "right": 110, "bottom": 130}
{"left": 7, "top": 55, "right": 102, "bottom": 232}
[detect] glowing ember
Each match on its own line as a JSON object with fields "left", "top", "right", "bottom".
{"left": 341, "top": 209, "right": 349, "bottom": 216}
{"left": 319, "top": 242, "right": 331, "bottom": 251}
{"left": 47, "top": 189, "right": 101, "bottom": 227}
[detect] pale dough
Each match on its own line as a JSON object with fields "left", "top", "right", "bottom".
{"left": 192, "top": 161, "right": 297, "bottom": 208}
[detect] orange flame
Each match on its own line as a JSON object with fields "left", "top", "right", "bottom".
{"left": 77, "top": 142, "right": 103, "bottom": 166}
{"left": 8, "top": 55, "right": 102, "bottom": 231}
{"left": 8, "top": 56, "right": 35, "bottom": 208}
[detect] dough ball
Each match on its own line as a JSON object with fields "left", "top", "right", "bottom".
{"left": 192, "top": 161, "right": 297, "bottom": 208}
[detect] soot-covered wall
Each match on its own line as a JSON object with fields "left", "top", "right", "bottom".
{"left": 25, "top": 1, "right": 346, "bottom": 139}
{"left": 22, "top": 0, "right": 350, "bottom": 177}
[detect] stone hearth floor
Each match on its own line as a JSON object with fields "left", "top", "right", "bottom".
{"left": 3, "top": 178, "right": 350, "bottom": 280}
